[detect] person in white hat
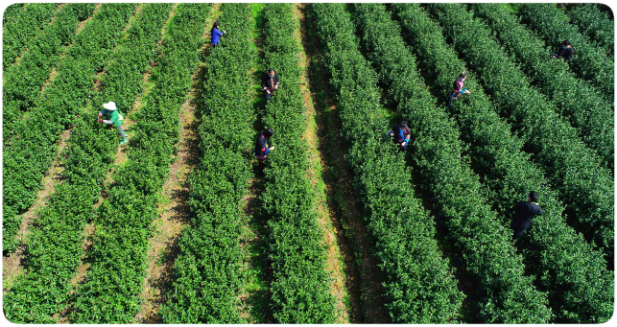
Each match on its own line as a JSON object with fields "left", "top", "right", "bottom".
{"left": 98, "top": 101, "right": 127, "bottom": 145}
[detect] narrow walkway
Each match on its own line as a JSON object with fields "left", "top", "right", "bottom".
{"left": 303, "top": 5, "right": 390, "bottom": 323}
{"left": 54, "top": 5, "right": 172, "bottom": 323}
{"left": 238, "top": 4, "right": 271, "bottom": 323}
{"left": 293, "top": 3, "right": 350, "bottom": 323}
{"left": 2, "top": 128, "right": 71, "bottom": 293}
{"left": 134, "top": 5, "right": 221, "bottom": 322}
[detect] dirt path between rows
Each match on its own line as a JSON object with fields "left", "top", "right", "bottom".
{"left": 133, "top": 4, "right": 222, "bottom": 323}
{"left": 302, "top": 4, "right": 391, "bottom": 323}
{"left": 238, "top": 4, "right": 271, "bottom": 323}
{"left": 2, "top": 127, "right": 71, "bottom": 294}
{"left": 293, "top": 3, "right": 352, "bottom": 323}
{"left": 53, "top": 5, "right": 174, "bottom": 323}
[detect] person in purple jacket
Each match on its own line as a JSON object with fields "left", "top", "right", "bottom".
{"left": 387, "top": 121, "right": 411, "bottom": 151}
{"left": 510, "top": 191, "right": 544, "bottom": 240}
{"left": 210, "top": 21, "right": 226, "bottom": 48}
{"left": 448, "top": 71, "right": 471, "bottom": 108}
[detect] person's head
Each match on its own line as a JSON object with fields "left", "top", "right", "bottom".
{"left": 212, "top": 21, "right": 220, "bottom": 30}
{"left": 268, "top": 68, "right": 275, "bottom": 77}
{"left": 459, "top": 71, "right": 467, "bottom": 81}
{"left": 263, "top": 128, "right": 273, "bottom": 138}
{"left": 399, "top": 121, "right": 408, "bottom": 129}
{"left": 562, "top": 40, "right": 570, "bottom": 48}
{"left": 103, "top": 101, "right": 117, "bottom": 111}
{"left": 527, "top": 191, "right": 539, "bottom": 202}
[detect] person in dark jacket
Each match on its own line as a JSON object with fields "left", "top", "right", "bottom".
{"left": 255, "top": 128, "right": 275, "bottom": 169}
{"left": 210, "top": 21, "right": 226, "bottom": 48}
{"left": 552, "top": 40, "right": 574, "bottom": 61}
{"left": 510, "top": 191, "right": 544, "bottom": 240}
{"left": 261, "top": 69, "right": 279, "bottom": 105}
{"left": 448, "top": 71, "right": 470, "bottom": 108}
{"left": 387, "top": 121, "right": 411, "bottom": 151}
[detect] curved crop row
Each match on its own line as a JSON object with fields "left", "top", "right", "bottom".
{"left": 310, "top": 3, "right": 466, "bottom": 323}
{"left": 426, "top": 3, "right": 614, "bottom": 262}
{"left": 3, "top": 4, "right": 25, "bottom": 25}
{"left": 566, "top": 4, "right": 614, "bottom": 55}
{"left": 69, "top": 4, "right": 212, "bottom": 323}
{"left": 518, "top": 3, "right": 614, "bottom": 98}
{"left": 160, "top": 3, "right": 255, "bottom": 323}
{"left": 470, "top": 4, "right": 613, "bottom": 170}
{"left": 3, "top": 3, "right": 96, "bottom": 141}
{"left": 2, "top": 4, "right": 137, "bottom": 256}
{"left": 2, "top": 3, "right": 170, "bottom": 323}
{"left": 392, "top": 4, "right": 613, "bottom": 323}
{"left": 3, "top": 3, "right": 58, "bottom": 70}
{"left": 258, "top": 4, "right": 337, "bottom": 323}
{"left": 350, "top": 3, "right": 551, "bottom": 323}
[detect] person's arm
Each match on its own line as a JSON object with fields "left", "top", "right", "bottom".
{"left": 261, "top": 75, "right": 270, "bottom": 92}
{"left": 536, "top": 205, "right": 544, "bottom": 216}
{"left": 103, "top": 111, "right": 118, "bottom": 125}
{"left": 387, "top": 129, "right": 394, "bottom": 137}
{"left": 274, "top": 74, "right": 279, "bottom": 89}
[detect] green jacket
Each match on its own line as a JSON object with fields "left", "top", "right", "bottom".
{"left": 100, "top": 109, "right": 122, "bottom": 127}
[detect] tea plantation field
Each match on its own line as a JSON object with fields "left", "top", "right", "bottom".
{"left": 2, "top": 3, "right": 614, "bottom": 324}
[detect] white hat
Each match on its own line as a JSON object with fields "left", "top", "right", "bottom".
{"left": 103, "top": 101, "right": 117, "bottom": 111}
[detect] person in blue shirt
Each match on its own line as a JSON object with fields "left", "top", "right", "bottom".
{"left": 510, "top": 191, "right": 544, "bottom": 240}
{"left": 210, "top": 21, "right": 226, "bottom": 48}
{"left": 387, "top": 121, "right": 411, "bottom": 151}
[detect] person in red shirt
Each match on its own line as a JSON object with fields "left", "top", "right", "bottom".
{"left": 510, "top": 191, "right": 544, "bottom": 240}
{"left": 255, "top": 128, "right": 274, "bottom": 169}
{"left": 448, "top": 71, "right": 471, "bottom": 108}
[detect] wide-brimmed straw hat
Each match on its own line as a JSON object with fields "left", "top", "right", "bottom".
{"left": 103, "top": 101, "right": 117, "bottom": 111}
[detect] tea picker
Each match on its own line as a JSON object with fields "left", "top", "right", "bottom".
{"left": 552, "top": 40, "right": 574, "bottom": 61}
{"left": 261, "top": 68, "right": 280, "bottom": 105}
{"left": 255, "top": 128, "right": 275, "bottom": 170}
{"left": 97, "top": 101, "right": 127, "bottom": 145}
{"left": 448, "top": 71, "right": 471, "bottom": 108}
{"left": 510, "top": 191, "right": 544, "bottom": 240}
{"left": 387, "top": 120, "right": 411, "bottom": 151}
{"left": 210, "top": 21, "right": 226, "bottom": 48}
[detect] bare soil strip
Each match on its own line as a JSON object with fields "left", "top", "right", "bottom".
{"left": 51, "top": 6, "right": 167, "bottom": 322}
{"left": 303, "top": 4, "right": 391, "bottom": 323}
{"left": 238, "top": 4, "right": 272, "bottom": 323}
{"left": 293, "top": 4, "right": 351, "bottom": 323}
{"left": 133, "top": 5, "right": 222, "bottom": 323}
{"left": 2, "top": 128, "right": 72, "bottom": 294}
